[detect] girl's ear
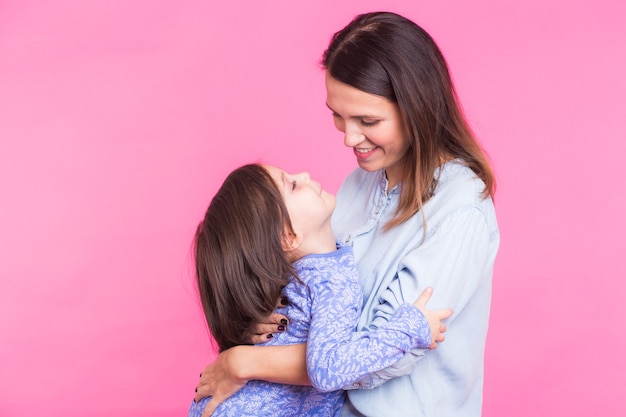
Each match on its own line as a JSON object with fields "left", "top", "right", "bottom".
{"left": 281, "top": 232, "right": 303, "bottom": 252}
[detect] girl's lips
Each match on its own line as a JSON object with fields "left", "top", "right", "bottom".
{"left": 353, "top": 146, "right": 377, "bottom": 159}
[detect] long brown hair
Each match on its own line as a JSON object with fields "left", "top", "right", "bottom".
{"left": 194, "top": 164, "right": 297, "bottom": 352}
{"left": 323, "top": 12, "right": 496, "bottom": 229}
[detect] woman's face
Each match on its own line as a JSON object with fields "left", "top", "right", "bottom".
{"left": 264, "top": 165, "right": 335, "bottom": 238}
{"left": 325, "top": 73, "right": 411, "bottom": 189}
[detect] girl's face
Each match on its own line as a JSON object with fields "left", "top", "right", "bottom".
{"left": 264, "top": 165, "right": 335, "bottom": 239}
{"left": 325, "top": 73, "right": 411, "bottom": 189}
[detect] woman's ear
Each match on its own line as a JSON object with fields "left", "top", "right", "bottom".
{"left": 281, "top": 232, "right": 303, "bottom": 252}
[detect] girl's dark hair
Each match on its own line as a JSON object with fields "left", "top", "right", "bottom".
{"left": 194, "top": 164, "right": 297, "bottom": 352}
{"left": 323, "top": 11, "right": 496, "bottom": 229}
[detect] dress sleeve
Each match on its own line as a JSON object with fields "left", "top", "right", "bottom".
{"left": 305, "top": 252, "right": 432, "bottom": 392}
{"left": 351, "top": 205, "right": 495, "bottom": 389}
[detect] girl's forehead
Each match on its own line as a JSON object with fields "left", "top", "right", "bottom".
{"left": 262, "top": 165, "right": 289, "bottom": 195}
{"left": 263, "top": 164, "right": 283, "bottom": 179}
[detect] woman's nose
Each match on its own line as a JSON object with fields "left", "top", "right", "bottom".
{"left": 343, "top": 125, "right": 364, "bottom": 147}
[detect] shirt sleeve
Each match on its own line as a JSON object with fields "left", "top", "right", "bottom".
{"left": 304, "top": 252, "right": 432, "bottom": 392}
{"left": 350, "top": 205, "right": 495, "bottom": 388}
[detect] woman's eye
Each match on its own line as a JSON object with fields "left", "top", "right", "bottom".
{"left": 361, "top": 119, "right": 378, "bottom": 127}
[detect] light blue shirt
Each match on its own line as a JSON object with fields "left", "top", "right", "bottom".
{"left": 332, "top": 160, "right": 500, "bottom": 417}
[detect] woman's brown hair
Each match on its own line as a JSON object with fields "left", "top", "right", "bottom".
{"left": 322, "top": 12, "right": 496, "bottom": 230}
{"left": 194, "top": 164, "right": 297, "bottom": 352}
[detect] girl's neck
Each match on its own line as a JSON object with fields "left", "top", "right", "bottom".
{"left": 288, "top": 230, "right": 337, "bottom": 262}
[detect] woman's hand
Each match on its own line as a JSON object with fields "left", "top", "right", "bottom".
{"left": 413, "top": 287, "right": 453, "bottom": 349}
{"left": 193, "top": 343, "right": 309, "bottom": 416}
{"left": 247, "top": 297, "right": 290, "bottom": 344}
{"left": 248, "top": 313, "right": 289, "bottom": 344}
{"left": 194, "top": 347, "right": 247, "bottom": 417}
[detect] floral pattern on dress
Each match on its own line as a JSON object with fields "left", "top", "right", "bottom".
{"left": 189, "top": 246, "right": 431, "bottom": 417}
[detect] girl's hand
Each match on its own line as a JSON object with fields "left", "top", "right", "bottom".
{"left": 248, "top": 298, "right": 289, "bottom": 344}
{"left": 194, "top": 347, "right": 247, "bottom": 417}
{"left": 412, "top": 287, "right": 453, "bottom": 349}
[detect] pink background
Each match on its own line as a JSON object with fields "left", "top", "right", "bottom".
{"left": 1, "top": 0, "right": 625, "bottom": 416}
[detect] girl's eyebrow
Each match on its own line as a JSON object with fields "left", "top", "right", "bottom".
{"left": 280, "top": 172, "right": 291, "bottom": 188}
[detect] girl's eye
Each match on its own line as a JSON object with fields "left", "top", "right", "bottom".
{"left": 361, "top": 119, "right": 378, "bottom": 127}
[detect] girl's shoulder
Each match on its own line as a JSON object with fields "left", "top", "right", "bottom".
{"left": 294, "top": 246, "right": 356, "bottom": 277}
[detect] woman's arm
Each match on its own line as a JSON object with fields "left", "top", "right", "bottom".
{"left": 194, "top": 343, "right": 310, "bottom": 408}
{"left": 351, "top": 205, "right": 496, "bottom": 388}
{"left": 372, "top": 207, "right": 493, "bottom": 327}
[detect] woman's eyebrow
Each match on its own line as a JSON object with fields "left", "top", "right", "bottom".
{"left": 326, "top": 103, "right": 379, "bottom": 119}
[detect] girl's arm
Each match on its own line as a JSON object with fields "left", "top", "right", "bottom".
{"left": 303, "top": 251, "right": 448, "bottom": 392}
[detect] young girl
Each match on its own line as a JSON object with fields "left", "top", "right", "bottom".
{"left": 188, "top": 163, "right": 452, "bottom": 416}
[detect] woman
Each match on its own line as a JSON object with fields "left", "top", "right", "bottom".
{"left": 195, "top": 11, "right": 499, "bottom": 417}
{"left": 189, "top": 163, "right": 451, "bottom": 416}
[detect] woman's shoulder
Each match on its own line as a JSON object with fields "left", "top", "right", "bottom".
{"left": 435, "top": 159, "right": 488, "bottom": 202}
{"left": 427, "top": 159, "right": 498, "bottom": 228}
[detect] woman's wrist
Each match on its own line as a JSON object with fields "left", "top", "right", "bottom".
{"left": 228, "top": 344, "right": 310, "bottom": 386}
{"left": 226, "top": 345, "right": 255, "bottom": 383}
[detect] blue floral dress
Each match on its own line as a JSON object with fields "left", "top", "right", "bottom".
{"left": 189, "top": 246, "right": 431, "bottom": 417}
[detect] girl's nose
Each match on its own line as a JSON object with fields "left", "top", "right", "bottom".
{"left": 295, "top": 172, "right": 311, "bottom": 183}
